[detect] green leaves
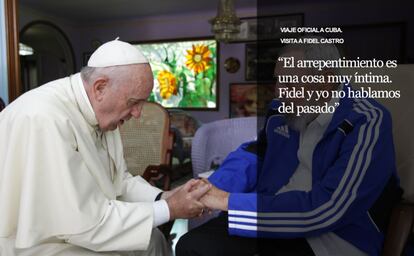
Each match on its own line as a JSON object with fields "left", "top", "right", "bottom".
{"left": 148, "top": 92, "right": 156, "bottom": 102}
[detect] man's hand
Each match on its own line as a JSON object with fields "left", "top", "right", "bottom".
{"left": 166, "top": 179, "right": 211, "bottom": 220}
{"left": 198, "top": 179, "right": 229, "bottom": 211}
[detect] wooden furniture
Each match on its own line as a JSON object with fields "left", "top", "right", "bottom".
{"left": 169, "top": 110, "right": 201, "bottom": 165}
{"left": 120, "top": 102, "right": 174, "bottom": 190}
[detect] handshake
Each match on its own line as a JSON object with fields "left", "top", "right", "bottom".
{"left": 162, "top": 179, "right": 229, "bottom": 220}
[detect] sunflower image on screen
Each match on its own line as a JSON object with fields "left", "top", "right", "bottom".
{"left": 135, "top": 39, "right": 217, "bottom": 109}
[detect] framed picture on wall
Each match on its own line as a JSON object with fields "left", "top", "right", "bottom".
{"left": 245, "top": 41, "right": 282, "bottom": 81}
{"left": 229, "top": 83, "right": 275, "bottom": 118}
{"left": 133, "top": 38, "right": 218, "bottom": 110}
{"left": 233, "top": 13, "right": 304, "bottom": 42}
{"left": 169, "top": 110, "right": 201, "bottom": 152}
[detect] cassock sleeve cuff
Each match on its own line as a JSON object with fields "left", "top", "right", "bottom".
{"left": 152, "top": 200, "right": 170, "bottom": 227}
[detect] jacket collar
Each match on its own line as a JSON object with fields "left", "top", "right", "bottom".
{"left": 267, "top": 84, "right": 354, "bottom": 136}
{"left": 323, "top": 84, "right": 354, "bottom": 136}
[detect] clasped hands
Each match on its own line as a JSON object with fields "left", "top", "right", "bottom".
{"left": 163, "top": 178, "right": 229, "bottom": 220}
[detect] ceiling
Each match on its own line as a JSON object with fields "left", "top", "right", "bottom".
{"left": 20, "top": 0, "right": 257, "bottom": 23}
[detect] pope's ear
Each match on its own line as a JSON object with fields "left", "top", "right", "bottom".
{"left": 92, "top": 77, "right": 110, "bottom": 101}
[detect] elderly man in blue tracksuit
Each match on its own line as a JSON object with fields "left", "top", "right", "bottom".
{"left": 176, "top": 39, "right": 401, "bottom": 256}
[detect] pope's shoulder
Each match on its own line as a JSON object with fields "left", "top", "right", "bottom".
{"left": 2, "top": 76, "right": 76, "bottom": 123}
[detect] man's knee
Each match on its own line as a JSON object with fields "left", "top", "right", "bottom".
{"left": 175, "top": 232, "right": 192, "bottom": 256}
{"left": 175, "top": 231, "right": 204, "bottom": 256}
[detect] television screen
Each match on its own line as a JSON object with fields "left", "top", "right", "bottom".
{"left": 134, "top": 39, "right": 217, "bottom": 109}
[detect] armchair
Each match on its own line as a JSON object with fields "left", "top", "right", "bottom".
{"left": 189, "top": 117, "right": 258, "bottom": 229}
{"left": 119, "top": 102, "right": 174, "bottom": 191}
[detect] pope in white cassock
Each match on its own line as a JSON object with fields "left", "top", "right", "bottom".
{"left": 0, "top": 39, "right": 211, "bottom": 256}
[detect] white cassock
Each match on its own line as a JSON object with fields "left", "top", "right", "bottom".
{"left": 0, "top": 73, "right": 171, "bottom": 256}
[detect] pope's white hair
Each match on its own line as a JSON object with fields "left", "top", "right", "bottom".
{"left": 80, "top": 65, "right": 146, "bottom": 87}
{"left": 80, "top": 66, "right": 96, "bottom": 83}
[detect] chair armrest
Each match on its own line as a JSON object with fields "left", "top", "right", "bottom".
{"left": 382, "top": 202, "right": 414, "bottom": 256}
{"left": 142, "top": 164, "right": 174, "bottom": 239}
{"left": 142, "top": 164, "right": 172, "bottom": 191}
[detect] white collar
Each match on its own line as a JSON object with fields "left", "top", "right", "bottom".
{"left": 77, "top": 75, "right": 95, "bottom": 115}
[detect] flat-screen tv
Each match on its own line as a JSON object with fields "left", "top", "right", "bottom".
{"left": 134, "top": 39, "right": 218, "bottom": 110}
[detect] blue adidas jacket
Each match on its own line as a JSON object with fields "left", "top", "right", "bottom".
{"left": 209, "top": 87, "right": 400, "bottom": 256}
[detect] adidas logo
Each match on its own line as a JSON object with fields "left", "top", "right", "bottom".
{"left": 274, "top": 125, "right": 290, "bottom": 138}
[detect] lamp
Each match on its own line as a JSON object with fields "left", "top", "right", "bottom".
{"left": 210, "top": 0, "right": 241, "bottom": 43}
{"left": 19, "top": 43, "right": 34, "bottom": 56}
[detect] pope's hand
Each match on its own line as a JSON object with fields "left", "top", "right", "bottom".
{"left": 160, "top": 184, "right": 183, "bottom": 200}
{"left": 166, "top": 179, "right": 211, "bottom": 220}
